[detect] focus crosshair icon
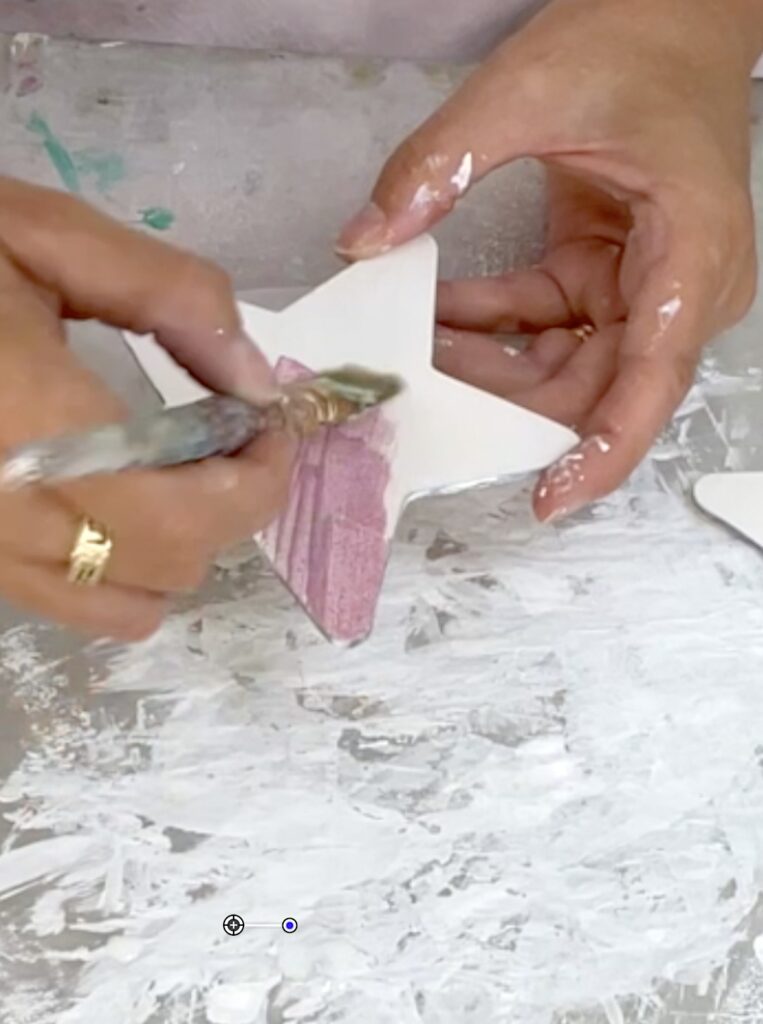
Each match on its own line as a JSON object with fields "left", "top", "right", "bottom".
{"left": 223, "top": 914, "right": 245, "bottom": 936}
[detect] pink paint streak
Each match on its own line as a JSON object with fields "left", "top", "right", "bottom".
{"left": 10, "top": 35, "right": 45, "bottom": 97}
{"left": 260, "top": 358, "right": 393, "bottom": 644}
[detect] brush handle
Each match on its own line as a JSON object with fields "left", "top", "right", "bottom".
{"left": 0, "top": 395, "right": 278, "bottom": 489}
{"left": 0, "top": 365, "right": 401, "bottom": 490}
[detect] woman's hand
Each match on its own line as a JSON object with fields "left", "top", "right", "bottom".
{"left": 0, "top": 177, "right": 292, "bottom": 639}
{"left": 338, "top": 0, "right": 763, "bottom": 521}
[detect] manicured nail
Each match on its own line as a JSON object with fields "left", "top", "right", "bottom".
{"left": 227, "top": 332, "right": 281, "bottom": 404}
{"left": 335, "top": 202, "right": 390, "bottom": 258}
{"left": 535, "top": 447, "right": 588, "bottom": 523}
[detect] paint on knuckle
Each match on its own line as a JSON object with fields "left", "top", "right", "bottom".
{"left": 380, "top": 135, "right": 454, "bottom": 210}
{"left": 384, "top": 136, "right": 431, "bottom": 183}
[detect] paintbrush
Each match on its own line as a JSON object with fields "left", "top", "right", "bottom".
{"left": 0, "top": 365, "right": 403, "bottom": 490}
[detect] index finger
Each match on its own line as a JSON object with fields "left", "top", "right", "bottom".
{"left": 0, "top": 177, "right": 275, "bottom": 403}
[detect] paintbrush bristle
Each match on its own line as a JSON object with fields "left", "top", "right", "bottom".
{"left": 311, "top": 365, "right": 404, "bottom": 410}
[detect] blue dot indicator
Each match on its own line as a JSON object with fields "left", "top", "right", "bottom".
{"left": 281, "top": 917, "right": 298, "bottom": 934}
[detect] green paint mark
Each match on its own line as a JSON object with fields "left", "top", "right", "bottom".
{"left": 139, "top": 206, "right": 175, "bottom": 231}
{"left": 73, "top": 149, "right": 126, "bottom": 193}
{"left": 26, "top": 113, "right": 127, "bottom": 195}
{"left": 26, "top": 112, "right": 81, "bottom": 193}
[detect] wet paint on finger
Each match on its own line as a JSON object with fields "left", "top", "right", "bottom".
{"left": 450, "top": 152, "right": 473, "bottom": 195}
{"left": 536, "top": 435, "right": 614, "bottom": 521}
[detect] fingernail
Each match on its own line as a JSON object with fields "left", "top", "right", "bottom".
{"left": 335, "top": 202, "right": 391, "bottom": 258}
{"left": 535, "top": 448, "right": 587, "bottom": 523}
{"left": 228, "top": 332, "right": 281, "bottom": 404}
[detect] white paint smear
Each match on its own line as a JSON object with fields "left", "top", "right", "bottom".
{"left": 1, "top": 357, "right": 763, "bottom": 1021}
{"left": 410, "top": 152, "right": 472, "bottom": 210}
{"left": 0, "top": 835, "right": 100, "bottom": 900}
{"left": 206, "top": 982, "right": 272, "bottom": 1024}
{"left": 450, "top": 152, "right": 473, "bottom": 195}
{"left": 411, "top": 181, "right": 439, "bottom": 209}
{"left": 658, "top": 296, "right": 682, "bottom": 333}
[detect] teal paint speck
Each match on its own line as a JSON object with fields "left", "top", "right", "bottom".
{"left": 74, "top": 149, "right": 126, "bottom": 193}
{"left": 27, "top": 113, "right": 127, "bottom": 195}
{"left": 26, "top": 112, "right": 81, "bottom": 193}
{"left": 139, "top": 207, "right": 175, "bottom": 231}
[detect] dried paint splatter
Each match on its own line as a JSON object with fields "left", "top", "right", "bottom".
{"left": 74, "top": 149, "right": 126, "bottom": 193}
{"left": 10, "top": 33, "right": 46, "bottom": 97}
{"left": 26, "top": 113, "right": 80, "bottom": 192}
{"left": 138, "top": 206, "right": 176, "bottom": 231}
{"left": 259, "top": 358, "right": 394, "bottom": 644}
{"left": 26, "top": 113, "right": 125, "bottom": 195}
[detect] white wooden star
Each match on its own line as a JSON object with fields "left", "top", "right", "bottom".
{"left": 124, "top": 236, "right": 577, "bottom": 643}
{"left": 695, "top": 473, "right": 763, "bottom": 551}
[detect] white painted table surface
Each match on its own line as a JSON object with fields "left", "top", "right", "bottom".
{"left": 1, "top": 35, "right": 763, "bottom": 1024}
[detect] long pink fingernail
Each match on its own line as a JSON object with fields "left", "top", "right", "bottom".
{"left": 535, "top": 448, "right": 587, "bottom": 523}
{"left": 335, "top": 202, "right": 391, "bottom": 258}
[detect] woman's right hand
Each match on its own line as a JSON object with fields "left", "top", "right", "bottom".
{"left": 0, "top": 177, "right": 293, "bottom": 640}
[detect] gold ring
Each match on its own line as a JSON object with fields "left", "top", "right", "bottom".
{"left": 68, "top": 518, "right": 113, "bottom": 586}
{"left": 572, "top": 323, "right": 595, "bottom": 342}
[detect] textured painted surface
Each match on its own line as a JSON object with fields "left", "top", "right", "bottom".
{"left": 5, "top": 452, "right": 763, "bottom": 1022}
{"left": 260, "top": 358, "right": 393, "bottom": 645}
{"left": 25, "top": 112, "right": 126, "bottom": 195}
{"left": 0, "top": 36, "right": 762, "bottom": 1024}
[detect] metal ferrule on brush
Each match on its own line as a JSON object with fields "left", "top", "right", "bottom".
{"left": 0, "top": 365, "right": 403, "bottom": 490}
{"left": 279, "top": 383, "right": 359, "bottom": 435}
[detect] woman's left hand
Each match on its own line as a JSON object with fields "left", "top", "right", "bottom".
{"left": 337, "top": 0, "right": 761, "bottom": 521}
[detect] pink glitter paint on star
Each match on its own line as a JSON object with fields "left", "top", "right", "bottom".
{"left": 259, "top": 357, "right": 394, "bottom": 644}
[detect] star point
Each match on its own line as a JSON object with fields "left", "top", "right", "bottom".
{"left": 125, "top": 236, "right": 577, "bottom": 643}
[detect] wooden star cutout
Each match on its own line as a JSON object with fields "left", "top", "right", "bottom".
{"left": 124, "top": 236, "right": 577, "bottom": 644}
{"left": 695, "top": 473, "right": 763, "bottom": 551}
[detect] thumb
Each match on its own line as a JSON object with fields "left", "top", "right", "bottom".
{"left": 336, "top": 54, "right": 536, "bottom": 259}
